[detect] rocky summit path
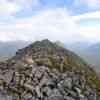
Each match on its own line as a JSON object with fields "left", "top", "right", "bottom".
{"left": 0, "top": 65, "right": 98, "bottom": 100}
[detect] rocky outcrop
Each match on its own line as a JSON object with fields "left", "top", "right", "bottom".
{"left": 0, "top": 65, "right": 98, "bottom": 100}
{"left": 0, "top": 39, "right": 99, "bottom": 100}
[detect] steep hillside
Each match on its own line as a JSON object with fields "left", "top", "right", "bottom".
{"left": 0, "top": 39, "right": 99, "bottom": 100}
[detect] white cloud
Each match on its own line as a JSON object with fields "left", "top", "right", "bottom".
{"left": 72, "top": 11, "right": 100, "bottom": 43}
{"left": 79, "top": 26, "right": 100, "bottom": 43}
{"left": 83, "top": 0, "right": 100, "bottom": 7}
{"left": 0, "top": 8, "right": 86, "bottom": 43}
{"left": 0, "top": 1, "right": 20, "bottom": 16}
{"left": 0, "top": 0, "right": 40, "bottom": 16}
{"left": 74, "top": 0, "right": 100, "bottom": 8}
{"left": 0, "top": 8, "right": 99, "bottom": 43}
{"left": 72, "top": 11, "right": 100, "bottom": 21}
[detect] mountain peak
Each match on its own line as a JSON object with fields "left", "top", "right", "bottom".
{"left": 15, "top": 39, "right": 66, "bottom": 57}
{"left": 14, "top": 39, "right": 95, "bottom": 73}
{"left": 41, "top": 39, "right": 51, "bottom": 43}
{"left": 33, "top": 39, "right": 54, "bottom": 47}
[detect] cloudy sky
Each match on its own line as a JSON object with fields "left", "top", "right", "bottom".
{"left": 0, "top": 0, "right": 100, "bottom": 43}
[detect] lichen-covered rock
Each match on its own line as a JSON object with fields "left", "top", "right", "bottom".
{"left": 0, "top": 65, "right": 96, "bottom": 100}
{"left": 0, "top": 64, "right": 98, "bottom": 100}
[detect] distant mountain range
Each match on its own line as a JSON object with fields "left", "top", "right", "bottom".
{"left": 82, "top": 43, "right": 100, "bottom": 72}
{"left": 0, "top": 41, "right": 30, "bottom": 60}
{"left": 86, "top": 43, "right": 100, "bottom": 53}
{"left": 65, "top": 42, "right": 100, "bottom": 72}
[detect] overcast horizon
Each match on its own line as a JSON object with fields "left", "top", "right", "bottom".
{"left": 0, "top": 0, "right": 100, "bottom": 44}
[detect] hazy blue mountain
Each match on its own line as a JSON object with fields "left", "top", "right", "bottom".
{"left": 65, "top": 42, "right": 100, "bottom": 72}
{"left": 65, "top": 42, "right": 90, "bottom": 52}
{"left": 85, "top": 43, "right": 100, "bottom": 53}
{"left": 82, "top": 43, "right": 100, "bottom": 72}
{"left": 0, "top": 41, "right": 31, "bottom": 60}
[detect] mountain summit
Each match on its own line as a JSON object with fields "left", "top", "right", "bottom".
{"left": 13, "top": 39, "right": 96, "bottom": 73}
{"left": 0, "top": 39, "right": 100, "bottom": 100}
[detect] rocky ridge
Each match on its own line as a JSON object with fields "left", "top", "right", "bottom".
{"left": 0, "top": 39, "right": 99, "bottom": 100}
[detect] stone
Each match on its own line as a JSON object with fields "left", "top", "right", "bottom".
{"left": 22, "top": 92, "right": 33, "bottom": 100}
{"left": 41, "top": 86, "right": 52, "bottom": 97}
{"left": 47, "top": 96, "right": 64, "bottom": 100}
{"left": 23, "top": 83, "right": 34, "bottom": 92}
{"left": 0, "top": 94, "right": 12, "bottom": 100}
{"left": 64, "top": 96, "right": 75, "bottom": 100}
{"left": 47, "top": 89, "right": 63, "bottom": 100}
{"left": 62, "top": 78, "right": 72, "bottom": 89}
{"left": 3, "top": 70, "right": 13, "bottom": 84}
